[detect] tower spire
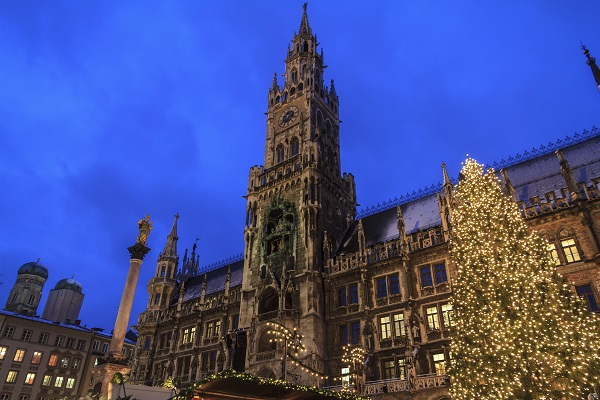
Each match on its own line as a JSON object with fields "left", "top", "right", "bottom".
{"left": 160, "top": 213, "right": 179, "bottom": 259}
{"left": 582, "top": 43, "right": 600, "bottom": 92}
{"left": 299, "top": 3, "right": 311, "bottom": 35}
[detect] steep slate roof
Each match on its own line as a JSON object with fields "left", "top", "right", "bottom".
{"left": 503, "top": 135, "right": 600, "bottom": 205}
{"left": 179, "top": 259, "right": 244, "bottom": 303}
{"left": 336, "top": 130, "right": 600, "bottom": 256}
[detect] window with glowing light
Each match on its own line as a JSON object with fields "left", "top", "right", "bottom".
{"left": 547, "top": 243, "right": 561, "bottom": 265}
{"left": 0, "top": 346, "right": 6, "bottom": 360}
{"left": 6, "top": 371, "right": 18, "bottom": 383}
{"left": 382, "top": 360, "right": 396, "bottom": 379}
{"left": 341, "top": 367, "right": 350, "bottom": 387}
{"left": 24, "top": 373, "right": 36, "bottom": 385}
{"left": 31, "top": 351, "right": 42, "bottom": 365}
{"left": 54, "top": 376, "right": 64, "bottom": 387}
{"left": 576, "top": 284, "right": 599, "bottom": 312}
{"left": 397, "top": 358, "right": 406, "bottom": 380}
{"left": 432, "top": 352, "right": 446, "bottom": 375}
{"left": 560, "top": 238, "right": 580, "bottom": 263}
{"left": 379, "top": 316, "right": 392, "bottom": 339}
{"left": 441, "top": 303, "right": 454, "bottom": 327}
{"left": 426, "top": 306, "right": 440, "bottom": 330}
{"left": 66, "top": 377, "right": 75, "bottom": 389}
{"left": 60, "top": 356, "right": 70, "bottom": 368}
{"left": 13, "top": 349, "right": 25, "bottom": 362}
{"left": 48, "top": 354, "right": 58, "bottom": 367}
{"left": 42, "top": 375, "right": 52, "bottom": 386}
{"left": 393, "top": 313, "right": 406, "bottom": 337}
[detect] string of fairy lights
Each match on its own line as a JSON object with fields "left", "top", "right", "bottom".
{"left": 265, "top": 322, "right": 368, "bottom": 384}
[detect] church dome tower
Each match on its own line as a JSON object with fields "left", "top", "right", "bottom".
{"left": 42, "top": 277, "right": 85, "bottom": 323}
{"left": 4, "top": 260, "right": 48, "bottom": 316}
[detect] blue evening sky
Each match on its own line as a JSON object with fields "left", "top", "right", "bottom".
{"left": 1, "top": 1, "right": 598, "bottom": 331}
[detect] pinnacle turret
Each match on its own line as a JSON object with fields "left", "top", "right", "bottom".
{"left": 160, "top": 213, "right": 179, "bottom": 260}
{"left": 582, "top": 43, "right": 600, "bottom": 92}
{"left": 299, "top": 3, "right": 311, "bottom": 35}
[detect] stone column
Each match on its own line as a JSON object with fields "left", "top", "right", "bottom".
{"left": 109, "top": 242, "right": 150, "bottom": 357}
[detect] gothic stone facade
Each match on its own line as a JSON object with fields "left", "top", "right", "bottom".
{"left": 130, "top": 7, "right": 600, "bottom": 400}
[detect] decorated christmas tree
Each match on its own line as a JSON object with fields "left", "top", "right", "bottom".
{"left": 448, "top": 158, "right": 600, "bottom": 399}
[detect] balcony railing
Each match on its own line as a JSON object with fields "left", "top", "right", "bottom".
{"left": 363, "top": 374, "right": 447, "bottom": 395}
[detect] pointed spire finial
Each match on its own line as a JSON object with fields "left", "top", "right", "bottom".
{"left": 442, "top": 162, "right": 452, "bottom": 186}
{"left": 581, "top": 43, "right": 600, "bottom": 92}
{"left": 299, "top": 3, "right": 311, "bottom": 34}
{"left": 271, "top": 72, "right": 278, "bottom": 91}
{"left": 160, "top": 213, "right": 179, "bottom": 259}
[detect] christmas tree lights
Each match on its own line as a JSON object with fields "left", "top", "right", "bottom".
{"left": 448, "top": 158, "right": 600, "bottom": 399}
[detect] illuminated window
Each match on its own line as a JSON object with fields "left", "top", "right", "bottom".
{"left": 214, "top": 320, "right": 221, "bottom": 337}
{"left": 13, "top": 349, "right": 26, "bottom": 362}
{"left": 576, "top": 284, "right": 599, "bottom": 313}
{"left": 38, "top": 332, "right": 48, "bottom": 344}
{"left": 24, "top": 373, "right": 36, "bottom": 385}
{"left": 426, "top": 306, "right": 440, "bottom": 330}
{"left": 42, "top": 375, "right": 52, "bottom": 386}
{"left": 379, "top": 316, "right": 391, "bottom": 340}
{"left": 54, "top": 376, "right": 64, "bottom": 387}
{"left": 31, "top": 351, "right": 42, "bottom": 365}
{"left": 21, "top": 330, "right": 32, "bottom": 341}
{"left": 432, "top": 353, "right": 446, "bottom": 375}
{"left": 6, "top": 371, "right": 18, "bottom": 383}
{"left": 561, "top": 239, "right": 580, "bottom": 263}
{"left": 0, "top": 346, "right": 6, "bottom": 360}
{"left": 60, "top": 356, "right": 70, "bottom": 368}
{"left": 382, "top": 360, "right": 396, "bottom": 379}
{"left": 393, "top": 313, "right": 406, "bottom": 337}
{"left": 206, "top": 322, "right": 214, "bottom": 338}
{"left": 397, "top": 358, "right": 406, "bottom": 380}
{"left": 441, "top": 303, "right": 454, "bottom": 328}
{"left": 48, "top": 354, "right": 58, "bottom": 367}
{"left": 341, "top": 367, "right": 350, "bottom": 387}
{"left": 547, "top": 243, "right": 561, "bottom": 265}
{"left": 66, "top": 377, "right": 75, "bottom": 389}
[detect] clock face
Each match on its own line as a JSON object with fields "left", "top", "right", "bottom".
{"left": 278, "top": 106, "right": 299, "bottom": 127}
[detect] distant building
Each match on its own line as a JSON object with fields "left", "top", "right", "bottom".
{"left": 0, "top": 262, "right": 135, "bottom": 400}
{"left": 130, "top": 6, "right": 600, "bottom": 400}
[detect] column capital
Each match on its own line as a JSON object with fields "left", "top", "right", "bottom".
{"left": 128, "top": 242, "right": 151, "bottom": 261}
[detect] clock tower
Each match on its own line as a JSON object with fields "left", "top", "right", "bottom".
{"left": 240, "top": 4, "right": 357, "bottom": 383}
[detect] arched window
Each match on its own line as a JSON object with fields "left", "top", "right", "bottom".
{"left": 258, "top": 287, "right": 279, "bottom": 314}
{"left": 303, "top": 41, "right": 309, "bottom": 52}
{"left": 290, "top": 137, "right": 299, "bottom": 156}
{"left": 290, "top": 87, "right": 296, "bottom": 96}
{"left": 276, "top": 144, "right": 285, "bottom": 164}
{"left": 298, "top": 82, "right": 304, "bottom": 91}
{"left": 291, "top": 68, "right": 298, "bottom": 83}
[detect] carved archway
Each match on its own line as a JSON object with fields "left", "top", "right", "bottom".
{"left": 256, "top": 367, "right": 276, "bottom": 379}
{"left": 258, "top": 287, "right": 279, "bottom": 315}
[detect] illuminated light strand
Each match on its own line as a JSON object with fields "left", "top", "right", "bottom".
{"left": 448, "top": 158, "right": 600, "bottom": 400}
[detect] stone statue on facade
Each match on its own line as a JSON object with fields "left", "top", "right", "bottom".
{"left": 137, "top": 215, "right": 153, "bottom": 245}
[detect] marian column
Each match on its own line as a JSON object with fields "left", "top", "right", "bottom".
{"left": 93, "top": 216, "right": 152, "bottom": 400}
{"left": 109, "top": 215, "right": 152, "bottom": 357}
